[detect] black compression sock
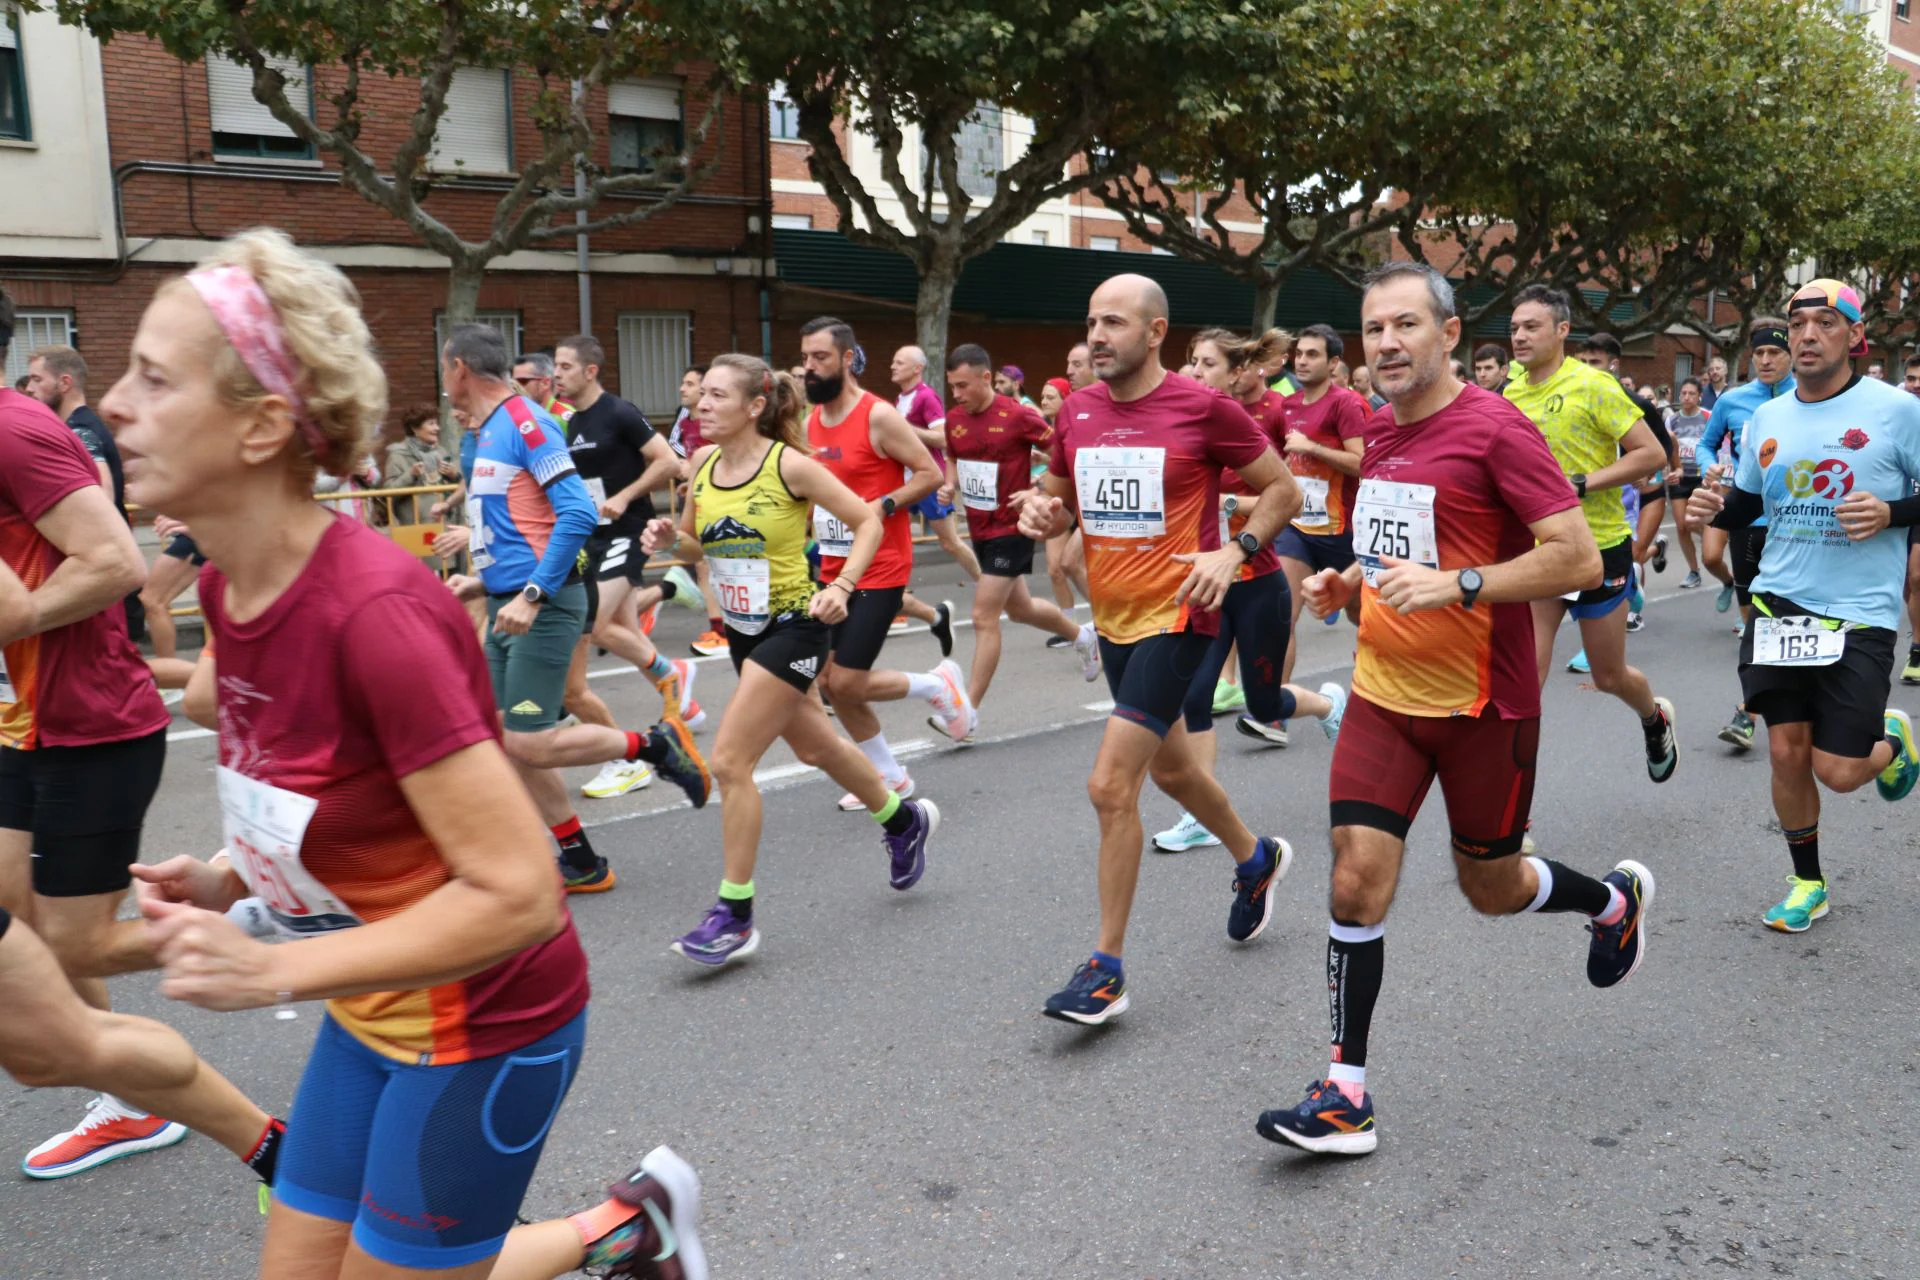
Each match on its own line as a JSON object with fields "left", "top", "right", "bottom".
{"left": 1327, "top": 921, "right": 1385, "bottom": 1070}
{"left": 557, "top": 831, "right": 599, "bottom": 874}
{"left": 659, "top": 581, "right": 678, "bottom": 601}
{"left": 879, "top": 794, "right": 917, "bottom": 835}
{"left": 1784, "top": 823, "right": 1821, "bottom": 882}
{"left": 1532, "top": 858, "right": 1613, "bottom": 915}
{"left": 245, "top": 1117, "right": 286, "bottom": 1186}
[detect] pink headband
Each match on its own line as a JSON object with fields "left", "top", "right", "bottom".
{"left": 185, "top": 265, "right": 330, "bottom": 463}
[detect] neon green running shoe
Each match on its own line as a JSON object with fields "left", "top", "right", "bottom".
{"left": 1877, "top": 709, "right": 1918, "bottom": 802}
{"left": 1763, "top": 876, "right": 1829, "bottom": 933}
{"left": 1211, "top": 679, "right": 1246, "bottom": 714}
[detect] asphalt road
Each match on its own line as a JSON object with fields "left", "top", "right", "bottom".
{"left": 3, "top": 544, "right": 1917, "bottom": 1279}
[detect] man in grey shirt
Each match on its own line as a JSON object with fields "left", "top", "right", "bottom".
{"left": 1665, "top": 377, "right": 1712, "bottom": 588}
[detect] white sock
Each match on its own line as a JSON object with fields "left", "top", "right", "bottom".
{"left": 1078, "top": 622, "right": 1096, "bottom": 645}
{"left": 1521, "top": 855, "right": 1553, "bottom": 913}
{"left": 1327, "top": 1062, "right": 1366, "bottom": 1097}
{"left": 905, "top": 672, "right": 944, "bottom": 702}
{"left": 856, "top": 733, "right": 904, "bottom": 784}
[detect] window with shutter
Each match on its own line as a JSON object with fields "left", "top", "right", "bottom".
{"left": 768, "top": 81, "right": 800, "bottom": 141}
{"left": 430, "top": 68, "right": 512, "bottom": 175}
{"left": 2, "top": 8, "right": 31, "bottom": 142}
{"left": 434, "top": 311, "right": 522, "bottom": 362}
{"left": 607, "top": 77, "right": 682, "bottom": 175}
{"left": 208, "top": 54, "right": 313, "bottom": 160}
{"left": 4, "top": 311, "right": 74, "bottom": 383}
{"left": 615, "top": 313, "right": 691, "bottom": 419}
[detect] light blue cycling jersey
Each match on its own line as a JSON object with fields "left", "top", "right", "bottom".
{"left": 1697, "top": 374, "right": 1795, "bottom": 529}
{"left": 468, "top": 395, "right": 597, "bottom": 596}
{"left": 1734, "top": 374, "right": 1920, "bottom": 630}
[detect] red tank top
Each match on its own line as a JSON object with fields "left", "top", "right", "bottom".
{"left": 807, "top": 391, "right": 913, "bottom": 589}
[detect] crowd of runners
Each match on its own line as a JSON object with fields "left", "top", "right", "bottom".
{"left": 1, "top": 227, "right": 1918, "bottom": 1277}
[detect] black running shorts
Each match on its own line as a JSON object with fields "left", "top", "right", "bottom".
{"left": 729, "top": 615, "right": 831, "bottom": 694}
{"left": 828, "top": 585, "right": 904, "bottom": 672}
{"left": 1738, "top": 594, "right": 1894, "bottom": 759}
{"left": 973, "top": 534, "right": 1037, "bottom": 579}
{"left": 1100, "top": 630, "right": 1210, "bottom": 738}
{"left": 0, "top": 728, "right": 167, "bottom": 897}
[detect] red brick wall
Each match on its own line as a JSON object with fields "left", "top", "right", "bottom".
{"left": 102, "top": 36, "right": 769, "bottom": 256}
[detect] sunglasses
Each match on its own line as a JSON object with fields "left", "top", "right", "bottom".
{"left": 514, "top": 375, "right": 546, "bottom": 387}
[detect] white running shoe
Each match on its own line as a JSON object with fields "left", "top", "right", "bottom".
{"left": 927, "top": 659, "right": 975, "bottom": 740}
{"left": 673, "top": 658, "right": 699, "bottom": 719}
{"left": 1234, "top": 716, "right": 1290, "bottom": 747}
{"left": 837, "top": 773, "right": 915, "bottom": 812}
{"left": 1319, "top": 682, "right": 1348, "bottom": 742}
{"left": 1072, "top": 623, "right": 1101, "bottom": 682}
{"left": 159, "top": 687, "right": 186, "bottom": 708}
{"left": 662, "top": 564, "right": 703, "bottom": 610}
{"left": 22, "top": 1096, "right": 188, "bottom": 1180}
{"left": 1153, "top": 811, "right": 1221, "bottom": 852}
{"left": 583, "top": 759, "right": 655, "bottom": 798}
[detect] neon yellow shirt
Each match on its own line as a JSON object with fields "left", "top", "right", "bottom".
{"left": 1504, "top": 358, "right": 1642, "bottom": 548}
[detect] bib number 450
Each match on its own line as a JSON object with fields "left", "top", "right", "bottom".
{"left": 1090, "top": 476, "right": 1144, "bottom": 511}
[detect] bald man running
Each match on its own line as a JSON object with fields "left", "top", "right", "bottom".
{"left": 1014, "top": 274, "right": 1301, "bottom": 1026}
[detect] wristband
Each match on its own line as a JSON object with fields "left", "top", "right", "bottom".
{"left": 829, "top": 578, "right": 856, "bottom": 594}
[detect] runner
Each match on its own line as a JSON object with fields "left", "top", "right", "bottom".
{"left": 1154, "top": 327, "right": 1348, "bottom": 854}
{"left": 642, "top": 355, "right": 941, "bottom": 965}
{"left": 447, "top": 323, "right": 710, "bottom": 892}
{"left": 1696, "top": 319, "right": 1796, "bottom": 750}
{"left": 102, "top": 229, "right": 708, "bottom": 1279}
{"left": 1665, "top": 377, "right": 1713, "bottom": 587}
{"left": 799, "top": 317, "right": 974, "bottom": 785}
{"left": 1685, "top": 279, "right": 1920, "bottom": 935}
{"left": 1574, "top": 334, "right": 1678, "bottom": 631}
{"left": 1044, "top": 344, "right": 1097, "bottom": 628}
{"left": 935, "top": 342, "right": 1099, "bottom": 710}
{"left": 1275, "top": 322, "right": 1369, "bottom": 692}
{"left": 1257, "top": 263, "right": 1652, "bottom": 1157}
{"left": 1011, "top": 273, "right": 1298, "bottom": 1027}
{"left": 0, "top": 348, "right": 181, "bottom": 1176}
{"left": 666, "top": 362, "right": 734, "bottom": 657}
{"left": 888, "top": 344, "right": 964, "bottom": 654}
{"left": 553, "top": 333, "right": 704, "bottom": 768}
{"left": 20, "top": 345, "right": 170, "bottom": 693}
{"left": 1503, "top": 285, "right": 1678, "bottom": 791}
{"left": 510, "top": 351, "right": 574, "bottom": 421}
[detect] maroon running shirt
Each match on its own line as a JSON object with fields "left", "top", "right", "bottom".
{"left": 201, "top": 516, "right": 589, "bottom": 1064}
{"left": 944, "top": 392, "right": 1053, "bottom": 541}
{"left": 0, "top": 389, "right": 169, "bottom": 748}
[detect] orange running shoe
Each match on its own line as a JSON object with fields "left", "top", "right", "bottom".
{"left": 22, "top": 1095, "right": 188, "bottom": 1179}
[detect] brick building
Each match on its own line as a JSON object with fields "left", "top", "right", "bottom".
{"left": 0, "top": 12, "right": 775, "bottom": 433}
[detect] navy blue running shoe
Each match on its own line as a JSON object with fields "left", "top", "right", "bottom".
{"left": 1256, "top": 1079, "right": 1377, "bottom": 1155}
{"left": 1227, "top": 837, "right": 1293, "bottom": 942}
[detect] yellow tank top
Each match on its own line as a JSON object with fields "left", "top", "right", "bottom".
{"left": 691, "top": 440, "right": 816, "bottom": 631}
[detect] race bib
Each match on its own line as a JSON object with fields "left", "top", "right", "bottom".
{"left": 584, "top": 476, "right": 611, "bottom": 526}
{"left": 710, "top": 556, "right": 771, "bottom": 635}
{"left": 467, "top": 501, "right": 495, "bottom": 571}
{"left": 1352, "top": 479, "right": 1438, "bottom": 588}
{"left": 812, "top": 507, "right": 853, "bottom": 558}
{"left": 957, "top": 459, "right": 998, "bottom": 512}
{"left": 1295, "top": 477, "right": 1331, "bottom": 530}
{"left": 0, "top": 649, "right": 14, "bottom": 704}
{"left": 1751, "top": 615, "right": 1846, "bottom": 667}
{"left": 1075, "top": 447, "right": 1166, "bottom": 539}
{"left": 217, "top": 766, "right": 363, "bottom": 936}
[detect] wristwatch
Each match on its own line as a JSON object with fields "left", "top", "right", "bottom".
{"left": 880, "top": 495, "right": 898, "bottom": 518}
{"left": 1571, "top": 473, "right": 1588, "bottom": 498}
{"left": 1233, "top": 531, "right": 1261, "bottom": 561}
{"left": 521, "top": 583, "right": 548, "bottom": 606}
{"left": 1457, "top": 567, "right": 1484, "bottom": 609}
{"left": 1222, "top": 495, "right": 1240, "bottom": 517}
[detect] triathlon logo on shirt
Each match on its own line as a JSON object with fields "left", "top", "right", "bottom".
{"left": 1786, "top": 458, "right": 1853, "bottom": 501}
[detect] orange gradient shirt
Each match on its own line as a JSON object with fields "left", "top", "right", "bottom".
{"left": 1352, "top": 386, "right": 1578, "bottom": 719}
{"left": 1051, "top": 375, "right": 1271, "bottom": 643}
